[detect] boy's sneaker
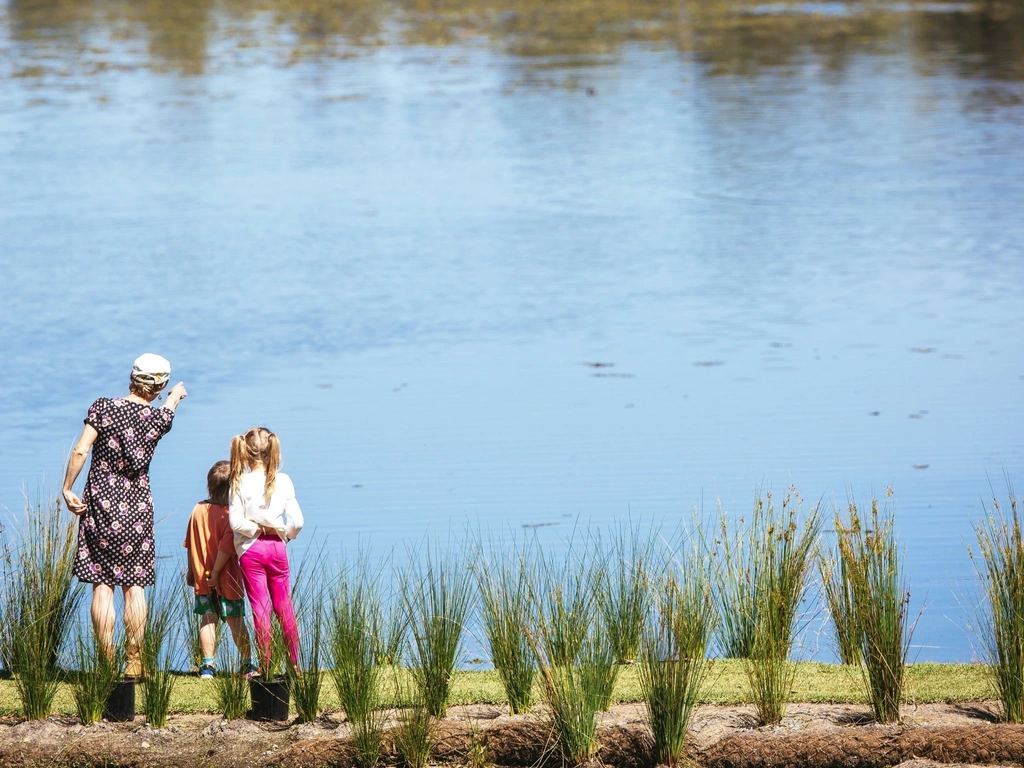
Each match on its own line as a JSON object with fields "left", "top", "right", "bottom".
{"left": 199, "top": 662, "right": 217, "bottom": 679}
{"left": 242, "top": 661, "right": 260, "bottom": 679}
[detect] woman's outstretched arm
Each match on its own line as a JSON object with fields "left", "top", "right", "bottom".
{"left": 62, "top": 424, "right": 98, "bottom": 515}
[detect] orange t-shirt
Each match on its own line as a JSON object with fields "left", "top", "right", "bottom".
{"left": 183, "top": 502, "right": 244, "bottom": 602}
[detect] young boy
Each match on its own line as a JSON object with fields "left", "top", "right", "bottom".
{"left": 184, "top": 461, "right": 254, "bottom": 678}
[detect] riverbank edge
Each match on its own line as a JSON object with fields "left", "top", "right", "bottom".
{"left": 1, "top": 701, "right": 1021, "bottom": 768}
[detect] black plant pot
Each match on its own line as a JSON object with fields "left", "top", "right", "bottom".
{"left": 249, "top": 677, "right": 290, "bottom": 721}
{"left": 104, "top": 679, "right": 136, "bottom": 722}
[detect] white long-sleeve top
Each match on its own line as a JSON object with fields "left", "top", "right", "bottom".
{"left": 228, "top": 469, "right": 304, "bottom": 559}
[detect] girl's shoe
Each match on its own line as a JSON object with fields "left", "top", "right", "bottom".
{"left": 242, "top": 661, "right": 260, "bottom": 679}
{"left": 199, "top": 662, "right": 217, "bottom": 679}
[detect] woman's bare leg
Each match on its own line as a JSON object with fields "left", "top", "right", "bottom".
{"left": 123, "top": 585, "right": 147, "bottom": 676}
{"left": 91, "top": 584, "right": 116, "bottom": 658}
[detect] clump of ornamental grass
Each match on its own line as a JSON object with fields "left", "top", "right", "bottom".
{"left": 392, "top": 679, "right": 435, "bottom": 768}
{"left": 743, "top": 599, "right": 798, "bottom": 727}
{"left": 0, "top": 494, "right": 83, "bottom": 719}
{"left": 715, "top": 488, "right": 821, "bottom": 725}
{"left": 140, "top": 580, "right": 181, "bottom": 728}
{"left": 181, "top": 576, "right": 204, "bottom": 674}
{"left": 836, "top": 494, "right": 914, "bottom": 724}
{"left": 71, "top": 623, "right": 126, "bottom": 725}
{"left": 255, "top": 617, "right": 289, "bottom": 680}
{"left": 473, "top": 534, "right": 536, "bottom": 715}
{"left": 380, "top": 596, "right": 407, "bottom": 666}
{"left": 288, "top": 548, "right": 329, "bottom": 723}
{"left": 639, "top": 568, "right": 716, "bottom": 768}
{"left": 530, "top": 619, "right": 615, "bottom": 767}
{"left": 401, "top": 542, "right": 474, "bottom": 718}
{"left": 329, "top": 555, "right": 385, "bottom": 723}
{"left": 467, "top": 721, "right": 488, "bottom": 768}
{"left": 598, "top": 524, "right": 657, "bottom": 666}
{"left": 346, "top": 649, "right": 388, "bottom": 768}
{"left": 970, "top": 487, "right": 1024, "bottom": 723}
{"left": 819, "top": 549, "right": 859, "bottom": 665}
{"left": 213, "top": 625, "right": 250, "bottom": 721}
{"left": 351, "top": 705, "right": 389, "bottom": 768}
{"left": 289, "top": 604, "right": 324, "bottom": 723}
{"left": 533, "top": 539, "right": 600, "bottom": 668}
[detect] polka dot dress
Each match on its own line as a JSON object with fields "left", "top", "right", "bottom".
{"left": 73, "top": 397, "right": 174, "bottom": 587}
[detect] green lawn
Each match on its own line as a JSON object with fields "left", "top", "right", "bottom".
{"left": 0, "top": 662, "right": 993, "bottom": 717}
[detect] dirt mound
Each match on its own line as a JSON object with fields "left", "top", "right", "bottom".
{"left": 702, "top": 724, "right": 1024, "bottom": 768}
{"left": 0, "top": 702, "right": 1020, "bottom": 768}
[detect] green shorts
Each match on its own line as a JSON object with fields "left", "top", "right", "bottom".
{"left": 194, "top": 593, "right": 246, "bottom": 618}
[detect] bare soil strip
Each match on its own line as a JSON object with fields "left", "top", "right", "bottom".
{"left": 0, "top": 702, "right": 1020, "bottom": 768}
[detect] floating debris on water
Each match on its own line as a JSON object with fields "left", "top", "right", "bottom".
{"left": 522, "top": 522, "right": 558, "bottom": 529}
{"left": 769, "top": 342, "right": 792, "bottom": 348}
{"left": 912, "top": 347, "right": 937, "bottom": 354}
{"left": 913, "top": 464, "right": 929, "bottom": 470}
{"left": 869, "top": 411, "right": 880, "bottom": 416}
{"left": 316, "top": 383, "right": 333, "bottom": 389}
{"left": 592, "top": 372, "right": 634, "bottom": 378}
{"left": 583, "top": 361, "right": 614, "bottom": 368}
{"left": 694, "top": 361, "right": 724, "bottom": 367}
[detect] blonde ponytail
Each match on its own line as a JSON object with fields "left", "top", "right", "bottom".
{"left": 264, "top": 432, "right": 280, "bottom": 504}
{"left": 229, "top": 435, "right": 249, "bottom": 498}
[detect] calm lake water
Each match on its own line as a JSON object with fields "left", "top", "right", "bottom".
{"left": 2, "top": 0, "right": 1023, "bottom": 663}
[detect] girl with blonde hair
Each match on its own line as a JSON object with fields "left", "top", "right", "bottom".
{"left": 209, "top": 427, "right": 303, "bottom": 669}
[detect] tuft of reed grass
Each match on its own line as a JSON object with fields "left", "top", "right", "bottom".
{"left": 598, "top": 524, "right": 656, "bottom": 665}
{"left": 290, "top": 590, "right": 326, "bottom": 722}
{"left": 348, "top": 671, "right": 389, "bottom": 768}
{"left": 182, "top": 576, "right": 204, "bottom": 674}
{"left": 819, "top": 550, "right": 859, "bottom": 665}
{"left": 393, "top": 682, "right": 435, "bottom": 768}
{"left": 835, "top": 495, "right": 913, "bottom": 724}
{"left": 140, "top": 579, "right": 180, "bottom": 728}
{"left": 715, "top": 489, "right": 821, "bottom": 725}
{"left": 473, "top": 535, "right": 535, "bottom": 715}
{"left": 329, "top": 556, "right": 384, "bottom": 723}
{"left": 743, "top": 609, "right": 797, "bottom": 726}
{"left": 213, "top": 626, "right": 250, "bottom": 721}
{"left": 533, "top": 540, "right": 599, "bottom": 669}
{"left": 288, "top": 546, "right": 330, "bottom": 723}
{"left": 0, "top": 494, "right": 83, "bottom": 719}
{"left": 639, "top": 568, "right": 716, "bottom": 768}
{"left": 467, "top": 722, "right": 487, "bottom": 768}
{"left": 969, "top": 485, "right": 1024, "bottom": 723}
{"left": 70, "top": 622, "right": 125, "bottom": 725}
{"left": 401, "top": 542, "right": 473, "bottom": 718}
{"left": 530, "top": 623, "right": 614, "bottom": 767}
{"left": 379, "top": 599, "right": 407, "bottom": 666}
{"left": 256, "top": 618, "right": 289, "bottom": 681}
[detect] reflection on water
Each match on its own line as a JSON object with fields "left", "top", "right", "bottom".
{"left": 3, "top": 0, "right": 1024, "bottom": 86}
{"left": 1, "top": 0, "right": 1024, "bottom": 664}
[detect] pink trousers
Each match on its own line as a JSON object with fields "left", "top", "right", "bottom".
{"left": 239, "top": 537, "right": 300, "bottom": 667}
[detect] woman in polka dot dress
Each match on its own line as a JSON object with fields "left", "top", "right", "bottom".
{"left": 62, "top": 353, "right": 187, "bottom": 675}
